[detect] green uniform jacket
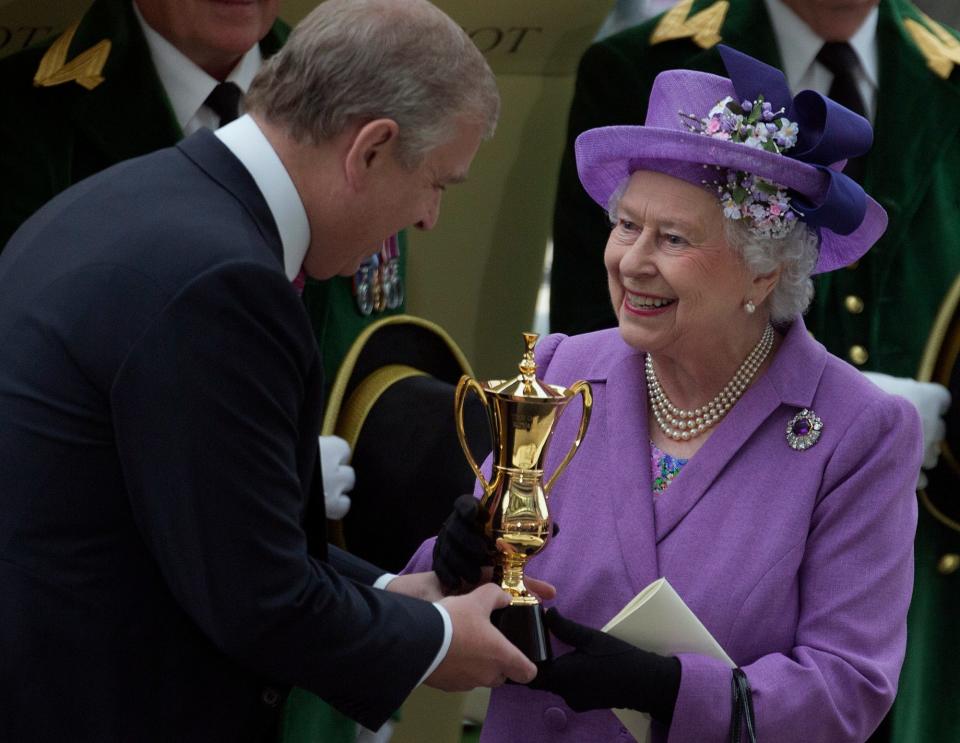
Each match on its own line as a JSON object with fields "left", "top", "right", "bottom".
{"left": 0, "top": 0, "right": 405, "bottom": 385}
{"left": 550, "top": 2, "right": 960, "bottom": 741}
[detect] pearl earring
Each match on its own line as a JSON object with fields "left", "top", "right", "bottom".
{"left": 744, "top": 300, "right": 756, "bottom": 314}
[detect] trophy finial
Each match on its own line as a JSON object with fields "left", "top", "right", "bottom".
{"left": 519, "top": 332, "right": 539, "bottom": 382}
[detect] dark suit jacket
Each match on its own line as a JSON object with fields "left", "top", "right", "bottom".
{"left": 0, "top": 130, "right": 443, "bottom": 742}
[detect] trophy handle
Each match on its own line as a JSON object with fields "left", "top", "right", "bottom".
{"left": 543, "top": 380, "right": 593, "bottom": 495}
{"left": 454, "top": 375, "right": 496, "bottom": 497}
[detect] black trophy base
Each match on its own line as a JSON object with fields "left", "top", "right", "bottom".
{"left": 491, "top": 602, "right": 552, "bottom": 663}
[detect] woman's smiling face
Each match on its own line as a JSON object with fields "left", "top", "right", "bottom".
{"left": 604, "top": 170, "right": 757, "bottom": 359}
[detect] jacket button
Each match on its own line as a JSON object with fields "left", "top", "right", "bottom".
{"left": 938, "top": 554, "right": 959, "bottom": 575}
{"left": 848, "top": 345, "right": 869, "bottom": 365}
{"left": 543, "top": 706, "right": 567, "bottom": 730}
{"left": 844, "top": 295, "right": 864, "bottom": 314}
{"left": 846, "top": 260, "right": 859, "bottom": 270}
{"left": 261, "top": 687, "right": 282, "bottom": 708}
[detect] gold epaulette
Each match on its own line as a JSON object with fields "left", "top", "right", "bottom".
{"left": 33, "top": 22, "right": 111, "bottom": 91}
{"left": 650, "top": 0, "right": 729, "bottom": 50}
{"left": 904, "top": 11, "right": 960, "bottom": 80}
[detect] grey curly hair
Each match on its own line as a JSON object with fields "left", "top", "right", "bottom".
{"left": 245, "top": 0, "right": 499, "bottom": 169}
{"left": 606, "top": 182, "right": 818, "bottom": 322}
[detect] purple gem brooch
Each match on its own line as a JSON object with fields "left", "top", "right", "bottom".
{"left": 786, "top": 409, "right": 823, "bottom": 451}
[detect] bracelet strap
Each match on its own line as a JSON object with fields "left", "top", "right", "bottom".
{"left": 730, "top": 668, "right": 758, "bottom": 743}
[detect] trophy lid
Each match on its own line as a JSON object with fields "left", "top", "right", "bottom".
{"left": 486, "top": 332, "right": 568, "bottom": 400}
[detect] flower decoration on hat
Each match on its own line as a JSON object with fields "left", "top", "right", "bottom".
{"left": 682, "top": 94, "right": 801, "bottom": 237}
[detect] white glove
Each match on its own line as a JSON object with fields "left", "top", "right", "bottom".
{"left": 356, "top": 721, "right": 394, "bottom": 743}
{"left": 863, "top": 371, "right": 951, "bottom": 489}
{"left": 318, "top": 435, "right": 355, "bottom": 519}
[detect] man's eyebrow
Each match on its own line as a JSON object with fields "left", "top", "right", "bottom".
{"left": 442, "top": 172, "right": 469, "bottom": 186}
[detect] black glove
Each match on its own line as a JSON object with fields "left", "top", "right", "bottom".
{"left": 432, "top": 494, "right": 493, "bottom": 591}
{"left": 528, "top": 608, "right": 681, "bottom": 724}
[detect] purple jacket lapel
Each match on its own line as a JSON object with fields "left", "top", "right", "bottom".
{"left": 649, "top": 319, "right": 828, "bottom": 543}
{"left": 602, "top": 351, "right": 662, "bottom": 594}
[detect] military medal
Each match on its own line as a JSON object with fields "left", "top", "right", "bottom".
{"left": 353, "top": 256, "right": 376, "bottom": 316}
{"left": 380, "top": 233, "right": 404, "bottom": 310}
{"left": 371, "top": 251, "right": 386, "bottom": 314}
{"left": 354, "top": 234, "right": 403, "bottom": 315}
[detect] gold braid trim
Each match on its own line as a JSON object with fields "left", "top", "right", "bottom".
{"left": 904, "top": 12, "right": 960, "bottom": 80}
{"left": 650, "top": 0, "right": 729, "bottom": 50}
{"left": 34, "top": 22, "right": 111, "bottom": 91}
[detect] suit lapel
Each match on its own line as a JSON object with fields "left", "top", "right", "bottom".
{"left": 67, "top": 0, "right": 183, "bottom": 166}
{"left": 712, "top": 0, "right": 783, "bottom": 67}
{"left": 653, "top": 320, "right": 826, "bottom": 542}
{"left": 602, "top": 352, "right": 661, "bottom": 592}
{"left": 177, "top": 130, "right": 284, "bottom": 269}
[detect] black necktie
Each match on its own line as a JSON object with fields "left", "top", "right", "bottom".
{"left": 204, "top": 82, "right": 243, "bottom": 127}
{"left": 816, "top": 42, "right": 867, "bottom": 181}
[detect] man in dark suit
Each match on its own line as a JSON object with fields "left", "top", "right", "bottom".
{"left": 0, "top": 1, "right": 537, "bottom": 741}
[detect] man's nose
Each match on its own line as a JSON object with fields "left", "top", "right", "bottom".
{"left": 415, "top": 196, "right": 440, "bottom": 231}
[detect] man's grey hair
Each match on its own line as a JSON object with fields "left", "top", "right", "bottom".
{"left": 246, "top": 0, "right": 500, "bottom": 168}
{"left": 606, "top": 179, "right": 818, "bottom": 322}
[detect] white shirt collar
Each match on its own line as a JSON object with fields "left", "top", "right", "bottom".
{"left": 763, "top": 0, "right": 879, "bottom": 118}
{"left": 133, "top": 1, "right": 263, "bottom": 135}
{"left": 846, "top": 11, "right": 881, "bottom": 90}
{"left": 215, "top": 115, "right": 311, "bottom": 281}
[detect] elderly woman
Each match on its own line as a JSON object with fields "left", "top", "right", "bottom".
{"left": 407, "top": 47, "right": 921, "bottom": 742}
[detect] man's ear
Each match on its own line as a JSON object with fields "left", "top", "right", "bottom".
{"left": 343, "top": 118, "right": 400, "bottom": 190}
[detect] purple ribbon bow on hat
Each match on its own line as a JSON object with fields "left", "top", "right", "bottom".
{"left": 717, "top": 45, "right": 870, "bottom": 236}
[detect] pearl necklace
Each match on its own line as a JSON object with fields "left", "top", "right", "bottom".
{"left": 646, "top": 324, "right": 775, "bottom": 441}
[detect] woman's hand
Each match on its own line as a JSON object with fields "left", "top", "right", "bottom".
{"left": 528, "top": 608, "right": 681, "bottom": 724}
{"left": 431, "top": 494, "right": 495, "bottom": 592}
{"left": 433, "top": 494, "right": 562, "bottom": 596}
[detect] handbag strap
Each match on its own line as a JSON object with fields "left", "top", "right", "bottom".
{"left": 730, "top": 668, "right": 758, "bottom": 743}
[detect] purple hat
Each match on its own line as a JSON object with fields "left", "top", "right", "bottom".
{"left": 575, "top": 46, "right": 887, "bottom": 274}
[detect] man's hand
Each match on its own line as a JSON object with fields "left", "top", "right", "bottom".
{"left": 318, "top": 435, "right": 354, "bottom": 519}
{"left": 384, "top": 571, "right": 446, "bottom": 603}
{"left": 426, "top": 584, "right": 538, "bottom": 691}
{"left": 863, "top": 372, "right": 951, "bottom": 488}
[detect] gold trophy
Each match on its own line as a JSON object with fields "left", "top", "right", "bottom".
{"left": 454, "top": 332, "right": 592, "bottom": 661}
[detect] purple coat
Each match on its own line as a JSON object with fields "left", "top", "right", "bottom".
{"left": 406, "top": 318, "right": 920, "bottom": 743}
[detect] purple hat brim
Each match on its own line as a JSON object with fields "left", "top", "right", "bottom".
{"left": 575, "top": 125, "right": 887, "bottom": 274}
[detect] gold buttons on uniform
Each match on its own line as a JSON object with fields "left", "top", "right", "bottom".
{"left": 846, "top": 260, "right": 859, "bottom": 270}
{"left": 844, "top": 295, "right": 864, "bottom": 314}
{"left": 849, "top": 345, "right": 869, "bottom": 365}
{"left": 939, "top": 554, "right": 960, "bottom": 575}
